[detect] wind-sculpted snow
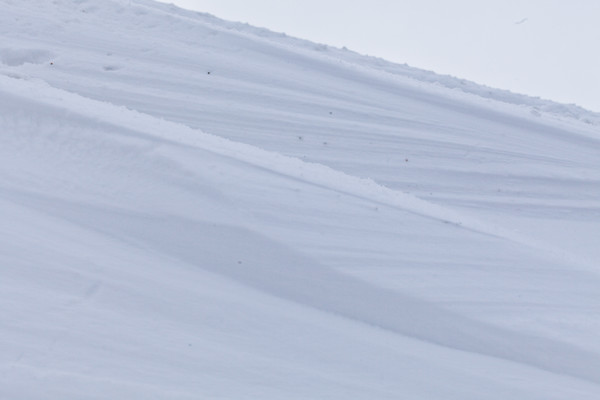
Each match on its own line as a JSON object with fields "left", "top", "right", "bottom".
{"left": 2, "top": 1, "right": 600, "bottom": 399}
{"left": 0, "top": 48, "right": 55, "bottom": 67}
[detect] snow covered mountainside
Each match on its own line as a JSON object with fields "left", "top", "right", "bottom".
{"left": 2, "top": 0, "right": 600, "bottom": 398}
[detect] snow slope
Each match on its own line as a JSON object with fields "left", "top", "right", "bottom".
{"left": 1, "top": 0, "right": 600, "bottom": 398}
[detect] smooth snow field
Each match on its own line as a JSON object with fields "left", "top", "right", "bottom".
{"left": 1, "top": 1, "right": 600, "bottom": 398}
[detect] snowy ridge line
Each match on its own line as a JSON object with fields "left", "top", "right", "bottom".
{"left": 2, "top": 74, "right": 595, "bottom": 273}
{"left": 3, "top": 2, "right": 600, "bottom": 396}
{"left": 139, "top": 0, "right": 600, "bottom": 126}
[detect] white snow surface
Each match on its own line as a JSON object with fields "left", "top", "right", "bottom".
{"left": 1, "top": 0, "right": 600, "bottom": 398}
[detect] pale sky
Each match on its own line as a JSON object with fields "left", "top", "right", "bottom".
{"left": 159, "top": 0, "right": 600, "bottom": 112}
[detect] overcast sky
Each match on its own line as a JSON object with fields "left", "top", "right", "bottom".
{"left": 159, "top": 0, "right": 600, "bottom": 112}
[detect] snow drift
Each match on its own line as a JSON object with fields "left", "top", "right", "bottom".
{"left": 1, "top": 1, "right": 600, "bottom": 399}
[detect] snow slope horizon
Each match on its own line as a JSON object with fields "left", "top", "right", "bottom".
{"left": 163, "top": 2, "right": 600, "bottom": 123}
{"left": 2, "top": 0, "right": 600, "bottom": 398}
{"left": 2, "top": 0, "right": 600, "bottom": 125}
